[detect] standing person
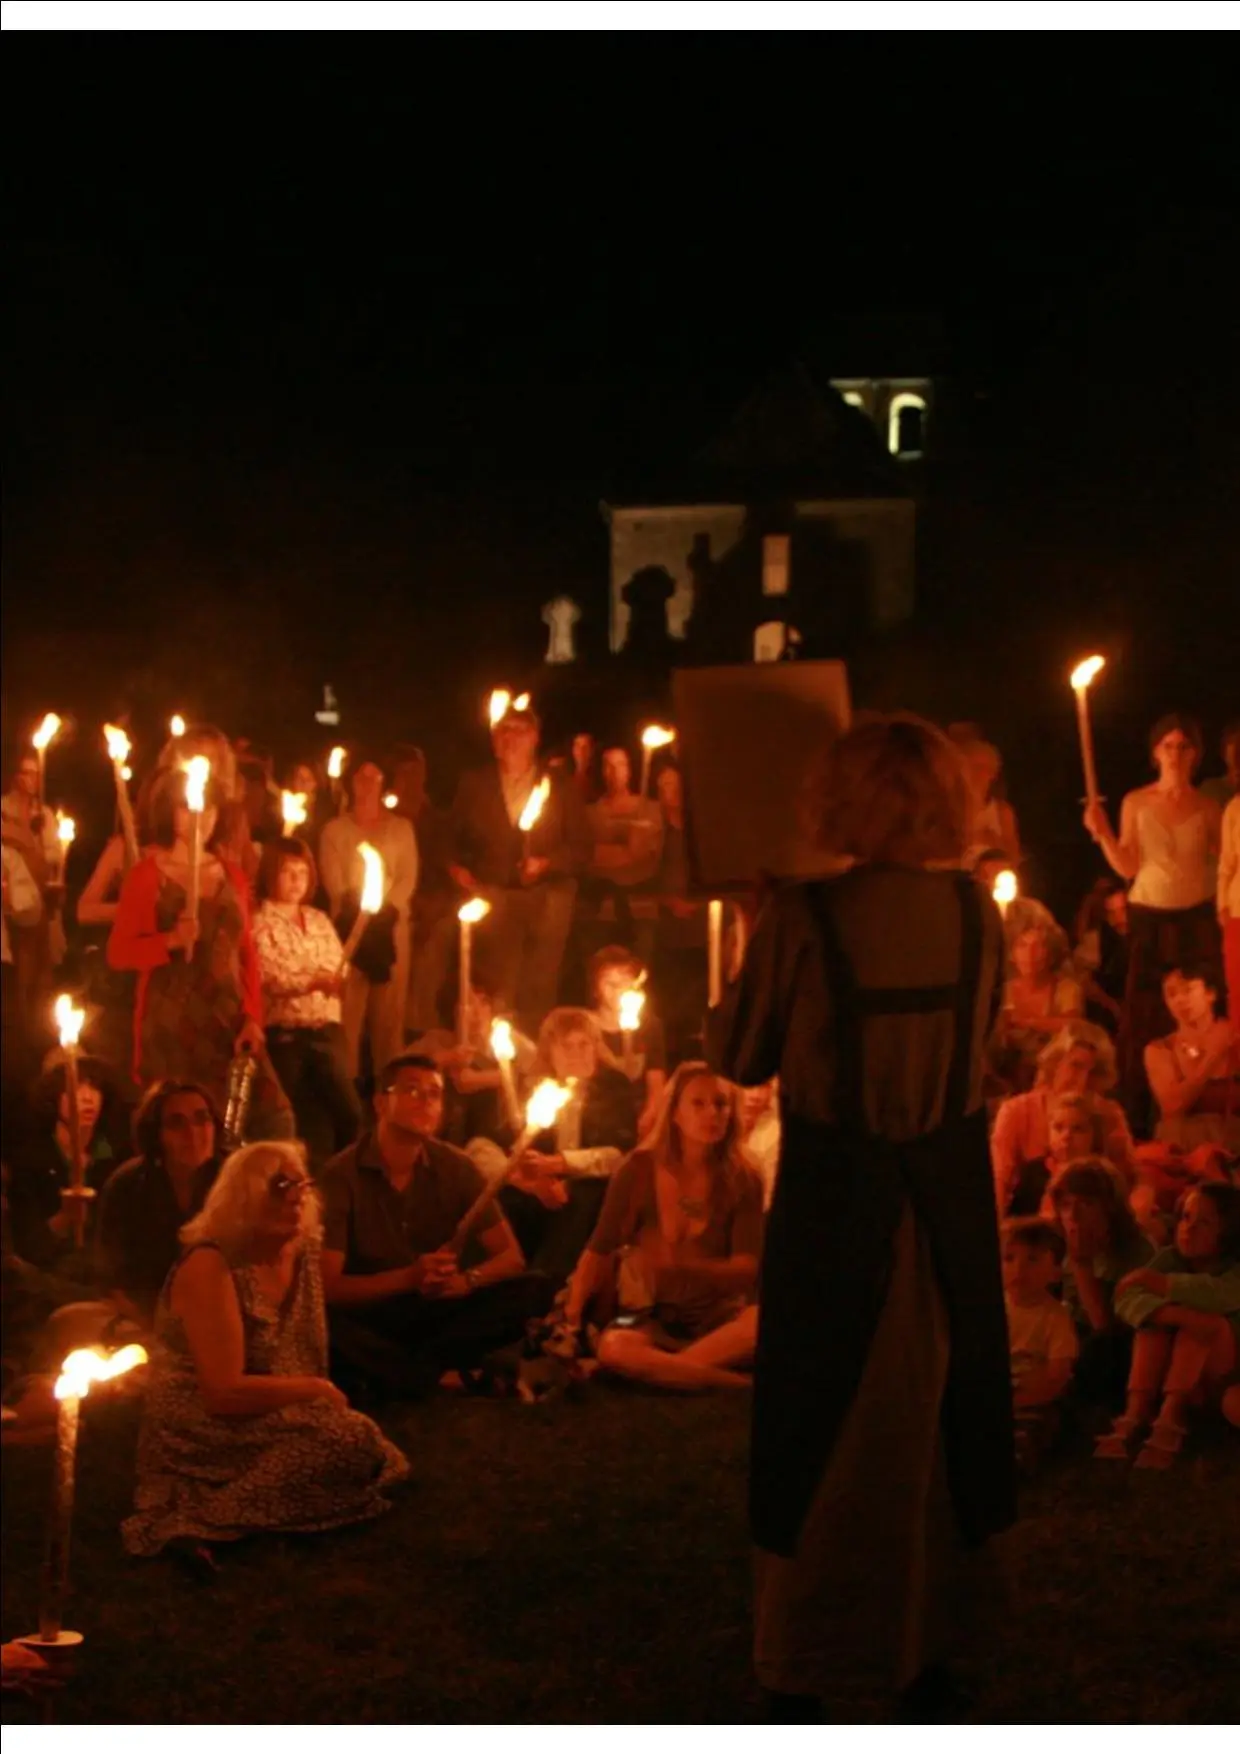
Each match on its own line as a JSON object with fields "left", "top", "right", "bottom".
{"left": 948, "top": 726, "right": 1022, "bottom": 869}
{"left": 569, "top": 732, "right": 600, "bottom": 805}
{"left": 319, "top": 755, "right": 419, "bottom": 1084}
{"left": 251, "top": 838, "right": 362, "bottom": 1171}
{"left": 2, "top": 842, "right": 43, "bottom": 1138}
{"left": 449, "top": 700, "right": 590, "bottom": 1032}
{"left": 1219, "top": 793, "right": 1240, "bottom": 1030}
{"left": 107, "top": 768, "right": 293, "bottom": 1143}
{"left": 1, "top": 748, "right": 64, "bottom": 1048}
{"left": 712, "top": 712, "right": 1013, "bottom": 1723}
{"left": 586, "top": 746, "right": 664, "bottom": 961}
{"left": 652, "top": 763, "right": 708, "bottom": 1065}
{"left": 1084, "top": 712, "right": 1223, "bottom": 1132}
{"left": 1199, "top": 720, "right": 1239, "bottom": 814}
{"left": 391, "top": 745, "right": 457, "bottom": 1036}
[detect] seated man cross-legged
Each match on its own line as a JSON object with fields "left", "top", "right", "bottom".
{"left": 321, "top": 1054, "right": 550, "bottom": 1398}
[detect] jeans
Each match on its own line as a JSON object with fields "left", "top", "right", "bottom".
{"left": 264, "top": 1023, "right": 362, "bottom": 1172}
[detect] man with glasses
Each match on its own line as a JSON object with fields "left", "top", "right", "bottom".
{"left": 321, "top": 1053, "right": 548, "bottom": 1397}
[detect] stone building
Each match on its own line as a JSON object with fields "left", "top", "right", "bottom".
{"left": 601, "top": 360, "right": 923, "bottom": 666}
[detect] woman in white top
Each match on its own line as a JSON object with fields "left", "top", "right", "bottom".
{"left": 252, "top": 838, "right": 361, "bottom": 1172}
{"left": 1084, "top": 713, "right": 1223, "bottom": 1131}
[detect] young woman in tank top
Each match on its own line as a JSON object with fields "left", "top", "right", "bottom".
{"left": 1083, "top": 713, "right": 1223, "bottom": 1132}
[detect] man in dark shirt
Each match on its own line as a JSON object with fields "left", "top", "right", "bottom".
{"left": 321, "top": 1053, "right": 550, "bottom": 1397}
{"left": 449, "top": 701, "right": 591, "bottom": 1032}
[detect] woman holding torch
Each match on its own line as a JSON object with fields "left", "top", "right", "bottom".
{"left": 1083, "top": 713, "right": 1223, "bottom": 1132}
{"left": 107, "top": 767, "right": 293, "bottom": 1143}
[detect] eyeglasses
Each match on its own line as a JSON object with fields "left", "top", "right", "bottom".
{"left": 269, "top": 1171, "right": 312, "bottom": 1200}
{"left": 384, "top": 1081, "right": 444, "bottom": 1101}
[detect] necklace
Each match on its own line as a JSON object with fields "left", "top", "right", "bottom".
{"left": 678, "top": 1196, "right": 708, "bottom": 1219}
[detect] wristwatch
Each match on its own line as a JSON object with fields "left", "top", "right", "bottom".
{"left": 464, "top": 1267, "right": 482, "bottom": 1292}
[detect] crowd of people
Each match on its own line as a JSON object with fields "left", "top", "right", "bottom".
{"left": 2, "top": 698, "right": 1237, "bottom": 1718}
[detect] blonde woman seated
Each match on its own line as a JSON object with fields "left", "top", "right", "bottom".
{"left": 991, "top": 914, "right": 1084, "bottom": 1095}
{"left": 991, "top": 1022, "right": 1135, "bottom": 1213}
{"left": 561, "top": 1063, "right": 764, "bottom": 1390}
{"left": 123, "top": 1141, "right": 409, "bottom": 1562}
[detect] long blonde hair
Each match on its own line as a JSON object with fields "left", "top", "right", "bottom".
{"left": 638, "top": 1062, "right": 757, "bottom": 1221}
{"left": 180, "top": 1140, "right": 319, "bottom": 1255}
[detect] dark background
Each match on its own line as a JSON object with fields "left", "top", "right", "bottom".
{"left": 4, "top": 46, "right": 1237, "bottom": 913}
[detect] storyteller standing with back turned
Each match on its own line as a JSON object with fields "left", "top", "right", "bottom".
{"left": 711, "top": 712, "right": 1015, "bottom": 1723}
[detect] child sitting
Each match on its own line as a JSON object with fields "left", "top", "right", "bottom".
{"left": 1096, "top": 1183, "right": 1240, "bottom": 1468}
{"left": 1003, "top": 1217, "right": 1079, "bottom": 1465}
{"left": 1002, "top": 1092, "right": 1103, "bottom": 1218}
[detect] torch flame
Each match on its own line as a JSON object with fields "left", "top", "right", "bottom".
{"left": 518, "top": 777, "right": 551, "bottom": 834}
{"left": 32, "top": 713, "right": 62, "bottom": 752}
{"left": 490, "top": 1017, "right": 516, "bottom": 1064}
{"left": 169, "top": 713, "right": 187, "bottom": 739}
{"left": 281, "top": 791, "right": 308, "bottom": 834}
{"left": 183, "top": 755, "right": 211, "bottom": 813}
{"left": 103, "top": 723, "right": 131, "bottom": 764}
{"left": 54, "top": 1343, "right": 148, "bottom": 1403}
{"left": 1070, "top": 655, "right": 1106, "bottom": 692}
{"left": 56, "top": 811, "right": 76, "bottom": 848}
{"left": 618, "top": 987, "right": 646, "bottom": 1032}
{"left": 525, "top": 1078, "right": 572, "bottom": 1132}
{"left": 512, "top": 693, "right": 531, "bottom": 713}
{"left": 327, "top": 746, "right": 346, "bottom": 780}
{"left": 992, "top": 869, "right": 1019, "bottom": 909}
{"left": 488, "top": 689, "right": 512, "bottom": 727}
{"left": 458, "top": 896, "right": 491, "bottom": 925}
{"left": 640, "top": 724, "right": 676, "bottom": 751}
{"left": 358, "top": 842, "right": 385, "bottom": 914}
{"left": 383, "top": 792, "right": 398, "bottom": 810}
{"left": 54, "top": 992, "right": 85, "bottom": 1049}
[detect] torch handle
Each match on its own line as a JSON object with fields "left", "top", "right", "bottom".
{"left": 113, "top": 763, "right": 140, "bottom": 866}
{"left": 450, "top": 1125, "right": 533, "bottom": 1255}
{"left": 63, "top": 1050, "right": 88, "bottom": 1248}
{"left": 38, "top": 1396, "right": 80, "bottom": 1644}
{"left": 1075, "top": 687, "right": 1100, "bottom": 809}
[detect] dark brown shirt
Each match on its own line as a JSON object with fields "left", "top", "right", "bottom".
{"left": 322, "top": 1132, "right": 502, "bottom": 1274}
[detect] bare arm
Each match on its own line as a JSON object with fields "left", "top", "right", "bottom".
{"left": 1085, "top": 794, "right": 1141, "bottom": 882}
{"left": 76, "top": 837, "right": 125, "bottom": 926}
{"left": 172, "top": 1248, "right": 342, "bottom": 1415}
{"left": 1066, "top": 1257, "right": 1112, "bottom": 1333}
{"left": 562, "top": 1247, "right": 612, "bottom": 1327}
{"left": 1144, "top": 1035, "right": 1233, "bottom": 1119}
{"left": 320, "top": 1245, "right": 423, "bottom": 1306}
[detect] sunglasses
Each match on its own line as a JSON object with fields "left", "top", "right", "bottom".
{"left": 269, "top": 1171, "right": 311, "bottom": 1200}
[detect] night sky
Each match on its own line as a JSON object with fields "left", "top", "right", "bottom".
{"left": 4, "top": 48, "right": 1237, "bottom": 856}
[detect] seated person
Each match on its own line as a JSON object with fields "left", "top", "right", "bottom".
{"left": 560, "top": 1064, "right": 763, "bottom": 1391}
{"left": 991, "top": 1022, "right": 1135, "bottom": 1209}
{"left": 1097, "top": 1183, "right": 1240, "bottom": 1468}
{"left": 1002, "top": 1217, "right": 1079, "bottom": 1466}
{"left": 1049, "top": 1159, "right": 1154, "bottom": 1405}
{"left": 6, "top": 1052, "right": 126, "bottom": 1281}
{"left": 320, "top": 1054, "right": 547, "bottom": 1398}
{"left": 410, "top": 979, "right": 537, "bottom": 1149}
{"left": 496, "top": 1008, "right": 638, "bottom": 1290}
{"left": 1073, "top": 878, "right": 1130, "bottom": 1033}
{"left": 588, "top": 945, "right": 667, "bottom": 1133}
{"left": 1000, "top": 1090, "right": 1106, "bottom": 1219}
{"left": 991, "top": 916, "right": 1084, "bottom": 1095}
{"left": 95, "top": 1079, "right": 225, "bottom": 1326}
{"left": 1143, "top": 964, "right": 1240, "bottom": 1156}
{"left": 251, "top": 837, "right": 361, "bottom": 1172}
{"left": 123, "top": 1140, "right": 409, "bottom": 1560}
{"left": 738, "top": 1079, "right": 781, "bottom": 1211}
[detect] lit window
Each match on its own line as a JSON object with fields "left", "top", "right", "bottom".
{"left": 888, "top": 392, "right": 927, "bottom": 458}
{"left": 762, "top": 534, "right": 790, "bottom": 596}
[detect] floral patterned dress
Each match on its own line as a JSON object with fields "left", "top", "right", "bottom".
{"left": 122, "top": 1238, "right": 410, "bottom": 1555}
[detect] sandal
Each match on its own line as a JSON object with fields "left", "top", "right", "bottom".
{"left": 1093, "top": 1414, "right": 1146, "bottom": 1460}
{"left": 1134, "top": 1418, "right": 1188, "bottom": 1470}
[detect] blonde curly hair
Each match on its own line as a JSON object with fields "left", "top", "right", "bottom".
{"left": 180, "top": 1140, "right": 319, "bottom": 1255}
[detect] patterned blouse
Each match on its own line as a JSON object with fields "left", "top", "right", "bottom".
{"left": 252, "top": 902, "right": 345, "bottom": 1029}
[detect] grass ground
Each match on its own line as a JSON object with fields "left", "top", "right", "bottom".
{"left": 2, "top": 1388, "right": 1238, "bottom": 1724}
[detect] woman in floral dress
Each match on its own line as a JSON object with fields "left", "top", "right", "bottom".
{"left": 123, "top": 1141, "right": 409, "bottom": 1557}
